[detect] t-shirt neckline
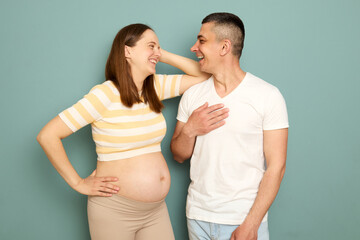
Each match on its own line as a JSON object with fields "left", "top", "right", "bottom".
{"left": 210, "top": 72, "right": 249, "bottom": 100}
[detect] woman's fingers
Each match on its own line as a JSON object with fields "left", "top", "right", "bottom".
{"left": 98, "top": 186, "right": 118, "bottom": 194}
{"left": 80, "top": 173, "right": 121, "bottom": 196}
{"left": 97, "top": 192, "right": 113, "bottom": 197}
{"left": 90, "top": 170, "right": 97, "bottom": 176}
{"left": 99, "top": 177, "right": 120, "bottom": 191}
{"left": 94, "top": 177, "right": 120, "bottom": 196}
{"left": 100, "top": 183, "right": 120, "bottom": 192}
{"left": 100, "top": 176, "right": 118, "bottom": 182}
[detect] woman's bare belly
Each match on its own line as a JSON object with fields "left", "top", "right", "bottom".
{"left": 95, "top": 152, "right": 171, "bottom": 202}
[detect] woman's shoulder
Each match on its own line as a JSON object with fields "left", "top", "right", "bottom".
{"left": 89, "top": 80, "right": 120, "bottom": 100}
{"left": 153, "top": 74, "right": 182, "bottom": 83}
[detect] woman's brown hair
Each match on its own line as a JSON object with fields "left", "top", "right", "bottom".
{"left": 105, "top": 24, "right": 163, "bottom": 113}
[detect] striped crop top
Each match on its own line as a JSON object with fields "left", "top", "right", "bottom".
{"left": 59, "top": 74, "right": 182, "bottom": 161}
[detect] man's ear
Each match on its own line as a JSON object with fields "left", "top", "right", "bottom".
{"left": 125, "top": 45, "right": 131, "bottom": 58}
{"left": 220, "top": 39, "right": 231, "bottom": 56}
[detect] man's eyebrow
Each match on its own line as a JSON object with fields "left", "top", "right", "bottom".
{"left": 197, "top": 35, "right": 205, "bottom": 39}
{"left": 148, "top": 41, "right": 157, "bottom": 44}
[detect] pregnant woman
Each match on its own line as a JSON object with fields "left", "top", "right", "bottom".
{"left": 37, "top": 23, "right": 208, "bottom": 240}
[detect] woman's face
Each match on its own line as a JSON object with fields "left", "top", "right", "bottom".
{"left": 126, "top": 29, "right": 161, "bottom": 78}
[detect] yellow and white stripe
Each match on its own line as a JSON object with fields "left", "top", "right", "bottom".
{"left": 58, "top": 74, "right": 182, "bottom": 161}
{"left": 154, "top": 74, "right": 181, "bottom": 100}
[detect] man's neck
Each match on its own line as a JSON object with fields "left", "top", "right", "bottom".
{"left": 212, "top": 63, "right": 246, "bottom": 97}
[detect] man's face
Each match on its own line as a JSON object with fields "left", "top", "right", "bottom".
{"left": 191, "top": 22, "right": 222, "bottom": 74}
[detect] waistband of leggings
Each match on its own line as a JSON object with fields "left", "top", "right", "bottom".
{"left": 88, "top": 194, "right": 165, "bottom": 211}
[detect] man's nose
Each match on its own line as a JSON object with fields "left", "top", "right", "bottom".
{"left": 190, "top": 41, "right": 198, "bottom": 52}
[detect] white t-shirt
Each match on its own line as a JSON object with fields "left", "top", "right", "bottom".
{"left": 177, "top": 72, "right": 289, "bottom": 225}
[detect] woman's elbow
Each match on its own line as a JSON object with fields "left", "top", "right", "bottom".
{"left": 280, "top": 164, "right": 286, "bottom": 180}
{"left": 36, "top": 128, "right": 48, "bottom": 146}
{"left": 37, "top": 126, "right": 55, "bottom": 146}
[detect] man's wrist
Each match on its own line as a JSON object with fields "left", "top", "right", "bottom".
{"left": 242, "top": 216, "right": 262, "bottom": 230}
{"left": 182, "top": 123, "right": 196, "bottom": 138}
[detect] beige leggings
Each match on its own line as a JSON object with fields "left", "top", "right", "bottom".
{"left": 87, "top": 194, "right": 175, "bottom": 240}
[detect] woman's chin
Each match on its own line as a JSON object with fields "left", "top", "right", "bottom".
{"left": 148, "top": 68, "right": 156, "bottom": 75}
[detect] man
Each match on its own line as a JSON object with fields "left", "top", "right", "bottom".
{"left": 171, "top": 12, "right": 289, "bottom": 240}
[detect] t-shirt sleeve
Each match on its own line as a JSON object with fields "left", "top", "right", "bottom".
{"left": 58, "top": 83, "right": 114, "bottom": 132}
{"left": 176, "top": 88, "right": 191, "bottom": 123}
{"left": 154, "top": 74, "right": 182, "bottom": 100}
{"left": 263, "top": 87, "right": 289, "bottom": 130}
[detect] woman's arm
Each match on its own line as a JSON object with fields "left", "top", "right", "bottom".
{"left": 37, "top": 116, "right": 119, "bottom": 196}
{"left": 160, "top": 49, "right": 210, "bottom": 94}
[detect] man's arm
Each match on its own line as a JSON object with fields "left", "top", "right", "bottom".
{"left": 231, "top": 128, "right": 288, "bottom": 240}
{"left": 170, "top": 103, "right": 229, "bottom": 163}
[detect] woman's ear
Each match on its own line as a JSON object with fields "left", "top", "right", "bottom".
{"left": 220, "top": 39, "right": 231, "bottom": 56}
{"left": 125, "top": 45, "right": 131, "bottom": 58}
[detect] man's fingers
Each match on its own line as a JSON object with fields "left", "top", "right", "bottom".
{"left": 195, "top": 102, "right": 209, "bottom": 111}
{"left": 208, "top": 120, "right": 226, "bottom": 131}
{"left": 208, "top": 111, "right": 229, "bottom": 126}
{"left": 205, "top": 103, "right": 225, "bottom": 113}
{"left": 209, "top": 108, "right": 229, "bottom": 119}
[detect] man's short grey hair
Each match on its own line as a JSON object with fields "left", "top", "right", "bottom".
{"left": 202, "top": 12, "right": 245, "bottom": 58}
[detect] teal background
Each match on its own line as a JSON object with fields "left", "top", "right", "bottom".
{"left": 1, "top": 0, "right": 359, "bottom": 239}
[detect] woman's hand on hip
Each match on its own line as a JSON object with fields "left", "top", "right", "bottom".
{"left": 74, "top": 170, "right": 120, "bottom": 197}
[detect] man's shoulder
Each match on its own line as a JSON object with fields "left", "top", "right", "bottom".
{"left": 246, "top": 72, "right": 280, "bottom": 93}
{"left": 183, "top": 76, "right": 213, "bottom": 96}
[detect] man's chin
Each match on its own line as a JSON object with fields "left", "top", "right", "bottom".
{"left": 200, "top": 66, "right": 211, "bottom": 74}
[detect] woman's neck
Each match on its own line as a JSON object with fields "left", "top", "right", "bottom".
{"left": 131, "top": 68, "right": 148, "bottom": 91}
